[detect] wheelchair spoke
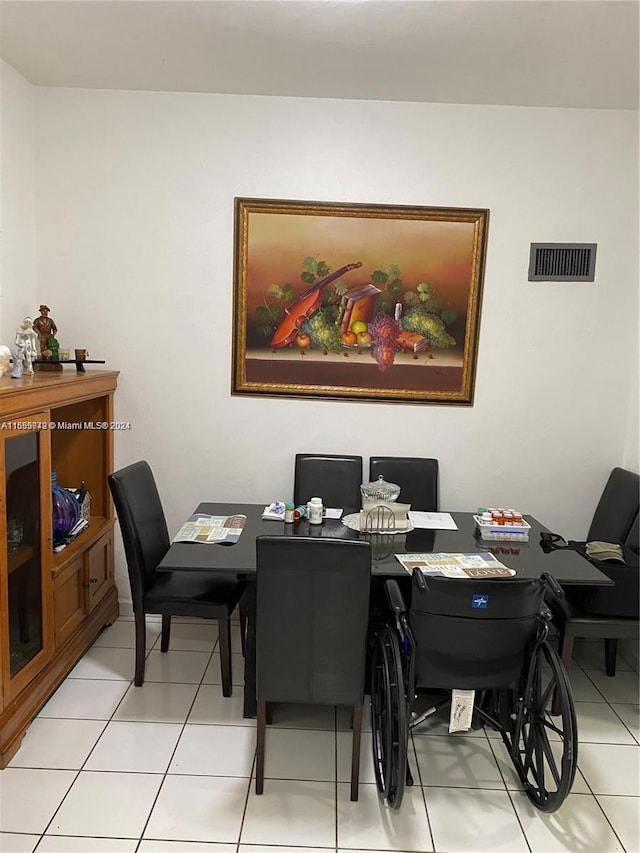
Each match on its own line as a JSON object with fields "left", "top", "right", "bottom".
{"left": 540, "top": 716, "right": 565, "bottom": 739}
{"left": 539, "top": 729, "right": 562, "bottom": 787}
{"left": 533, "top": 726, "right": 546, "bottom": 792}
{"left": 538, "top": 677, "right": 555, "bottom": 711}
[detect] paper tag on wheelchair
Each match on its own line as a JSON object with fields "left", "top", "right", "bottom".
{"left": 449, "top": 689, "right": 475, "bottom": 733}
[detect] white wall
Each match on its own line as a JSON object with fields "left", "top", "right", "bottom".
{"left": 0, "top": 61, "right": 37, "bottom": 342}
{"left": 27, "top": 88, "right": 639, "bottom": 601}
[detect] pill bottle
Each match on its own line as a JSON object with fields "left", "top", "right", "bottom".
{"left": 307, "top": 497, "right": 323, "bottom": 525}
{"left": 284, "top": 502, "right": 295, "bottom": 524}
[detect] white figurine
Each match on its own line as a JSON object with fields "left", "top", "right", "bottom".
{"left": 11, "top": 346, "right": 23, "bottom": 378}
{"left": 0, "top": 345, "right": 12, "bottom": 376}
{"left": 15, "top": 317, "right": 39, "bottom": 375}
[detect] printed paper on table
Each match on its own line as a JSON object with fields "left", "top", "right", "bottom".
{"left": 173, "top": 513, "right": 247, "bottom": 544}
{"left": 395, "top": 552, "right": 516, "bottom": 578}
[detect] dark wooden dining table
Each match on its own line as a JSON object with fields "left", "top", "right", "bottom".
{"left": 158, "top": 503, "right": 613, "bottom": 716}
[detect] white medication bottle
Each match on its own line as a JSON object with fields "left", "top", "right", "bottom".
{"left": 307, "top": 497, "right": 323, "bottom": 525}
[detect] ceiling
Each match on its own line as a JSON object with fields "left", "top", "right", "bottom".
{"left": 1, "top": 0, "right": 638, "bottom": 110}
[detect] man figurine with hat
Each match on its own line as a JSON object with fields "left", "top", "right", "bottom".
{"left": 33, "top": 305, "right": 58, "bottom": 357}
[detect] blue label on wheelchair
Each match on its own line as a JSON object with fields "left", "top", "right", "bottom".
{"left": 472, "top": 593, "right": 489, "bottom": 609}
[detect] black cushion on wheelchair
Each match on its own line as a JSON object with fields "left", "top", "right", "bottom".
{"left": 409, "top": 574, "right": 544, "bottom": 690}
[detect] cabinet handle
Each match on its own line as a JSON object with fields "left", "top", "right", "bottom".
{"left": 82, "top": 578, "right": 98, "bottom": 588}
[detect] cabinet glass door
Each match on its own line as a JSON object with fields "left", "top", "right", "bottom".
{"left": 6, "top": 432, "right": 42, "bottom": 678}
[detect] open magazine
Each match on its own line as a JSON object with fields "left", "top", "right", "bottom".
{"left": 172, "top": 513, "right": 246, "bottom": 545}
{"left": 395, "top": 552, "right": 516, "bottom": 578}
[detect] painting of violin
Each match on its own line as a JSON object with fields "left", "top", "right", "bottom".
{"left": 270, "top": 261, "right": 363, "bottom": 348}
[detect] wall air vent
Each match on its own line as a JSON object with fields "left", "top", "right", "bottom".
{"left": 528, "top": 243, "right": 597, "bottom": 282}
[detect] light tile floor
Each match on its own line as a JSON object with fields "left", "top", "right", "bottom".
{"left": 1, "top": 617, "right": 638, "bottom": 853}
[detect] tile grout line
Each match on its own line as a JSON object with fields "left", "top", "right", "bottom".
{"left": 410, "top": 730, "right": 437, "bottom": 853}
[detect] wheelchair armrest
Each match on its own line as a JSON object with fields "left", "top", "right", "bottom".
{"left": 541, "top": 572, "right": 564, "bottom": 599}
{"left": 385, "top": 579, "right": 407, "bottom": 615}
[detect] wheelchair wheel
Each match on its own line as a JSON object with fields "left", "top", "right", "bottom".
{"left": 370, "top": 625, "right": 408, "bottom": 809}
{"left": 510, "top": 639, "right": 578, "bottom": 812}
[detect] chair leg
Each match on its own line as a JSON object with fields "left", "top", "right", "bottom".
{"left": 134, "top": 611, "right": 146, "bottom": 687}
{"left": 605, "top": 638, "right": 618, "bottom": 676}
{"left": 558, "top": 633, "right": 574, "bottom": 670}
{"left": 160, "top": 614, "right": 171, "bottom": 653}
{"left": 218, "top": 617, "right": 232, "bottom": 697}
{"left": 256, "top": 700, "right": 266, "bottom": 795}
{"left": 239, "top": 596, "right": 247, "bottom": 657}
{"left": 350, "top": 705, "right": 363, "bottom": 802}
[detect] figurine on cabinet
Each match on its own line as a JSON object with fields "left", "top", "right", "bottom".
{"left": 11, "top": 346, "right": 24, "bottom": 378}
{"left": 33, "top": 305, "right": 58, "bottom": 357}
{"left": 14, "top": 317, "right": 38, "bottom": 375}
{"left": 46, "top": 336, "right": 60, "bottom": 361}
{"left": 0, "top": 345, "right": 12, "bottom": 376}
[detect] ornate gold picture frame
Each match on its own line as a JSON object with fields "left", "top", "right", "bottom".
{"left": 232, "top": 197, "right": 489, "bottom": 404}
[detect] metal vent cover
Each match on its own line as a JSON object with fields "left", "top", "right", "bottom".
{"left": 528, "top": 243, "right": 597, "bottom": 282}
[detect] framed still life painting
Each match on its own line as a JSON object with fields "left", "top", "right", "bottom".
{"left": 232, "top": 197, "right": 489, "bottom": 404}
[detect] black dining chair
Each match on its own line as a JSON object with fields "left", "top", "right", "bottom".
{"left": 293, "top": 453, "right": 363, "bottom": 509}
{"left": 255, "top": 536, "right": 371, "bottom": 800}
{"left": 108, "top": 460, "right": 246, "bottom": 694}
{"left": 545, "top": 466, "right": 640, "bottom": 676}
{"left": 369, "top": 456, "right": 439, "bottom": 511}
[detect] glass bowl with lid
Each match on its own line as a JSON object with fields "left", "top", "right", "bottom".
{"left": 360, "top": 475, "right": 401, "bottom": 503}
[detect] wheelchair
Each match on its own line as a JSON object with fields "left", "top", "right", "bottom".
{"left": 370, "top": 570, "right": 578, "bottom": 813}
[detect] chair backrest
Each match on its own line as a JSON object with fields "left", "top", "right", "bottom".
{"left": 293, "top": 453, "right": 363, "bottom": 509}
{"left": 626, "top": 513, "right": 639, "bottom": 552}
{"left": 587, "top": 467, "right": 640, "bottom": 544}
{"left": 108, "top": 460, "right": 170, "bottom": 610}
{"left": 256, "top": 536, "right": 371, "bottom": 706}
{"left": 369, "top": 456, "right": 439, "bottom": 511}
{"left": 409, "top": 573, "right": 544, "bottom": 690}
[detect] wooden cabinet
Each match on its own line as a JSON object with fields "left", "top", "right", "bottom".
{"left": 53, "top": 556, "right": 86, "bottom": 649}
{"left": 53, "top": 531, "right": 113, "bottom": 648}
{"left": 0, "top": 370, "right": 119, "bottom": 767}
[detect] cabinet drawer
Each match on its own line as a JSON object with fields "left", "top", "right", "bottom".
{"left": 87, "top": 531, "right": 113, "bottom": 611}
{"left": 54, "top": 556, "right": 86, "bottom": 648}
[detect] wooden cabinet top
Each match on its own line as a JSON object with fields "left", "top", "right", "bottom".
{"left": 0, "top": 370, "right": 119, "bottom": 417}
